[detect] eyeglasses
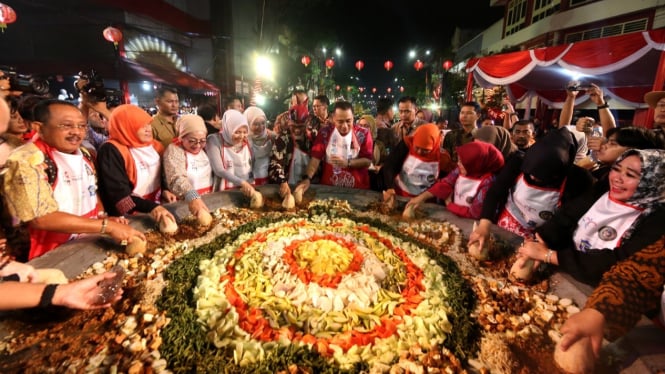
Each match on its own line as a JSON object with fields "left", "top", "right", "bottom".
{"left": 185, "top": 137, "right": 207, "bottom": 145}
{"left": 53, "top": 123, "right": 88, "bottom": 131}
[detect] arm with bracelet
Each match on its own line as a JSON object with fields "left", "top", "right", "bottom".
{"left": 0, "top": 271, "right": 123, "bottom": 311}
{"left": 587, "top": 83, "right": 616, "bottom": 134}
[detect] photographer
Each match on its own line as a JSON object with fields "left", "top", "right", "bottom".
{"left": 0, "top": 68, "right": 50, "bottom": 99}
{"left": 561, "top": 82, "right": 617, "bottom": 168}
{"left": 75, "top": 71, "right": 122, "bottom": 156}
{"left": 0, "top": 71, "right": 11, "bottom": 99}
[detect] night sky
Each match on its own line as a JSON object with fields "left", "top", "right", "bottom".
{"left": 294, "top": 0, "right": 505, "bottom": 88}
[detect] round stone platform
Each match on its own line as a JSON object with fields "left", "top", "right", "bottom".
{"left": 22, "top": 185, "right": 665, "bottom": 373}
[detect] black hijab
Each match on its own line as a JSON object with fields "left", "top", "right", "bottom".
{"left": 521, "top": 127, "right": 576, "bottom": 187}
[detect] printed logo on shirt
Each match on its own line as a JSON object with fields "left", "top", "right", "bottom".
{"left": 538, "top": 211, "right": 553, "bottom": 221}
{"left": 331, "top": 171, "right": 355, "bottom": 188}
{"left": 62, "top": 170, "right": 83, "bottom": 185}
{"left": 427, "top": 174, "right": 436, "bottom": 183}
{"left": 598, "top": 226, "right": 617, "bottom": 241}
{"left": 88, "top": 184, "right": 97, "bottom": 197}
{"left": 139, "top": 160, "right": 149, "bottom": 170}
{"left": 578, "top": 239, "right": 592, "bottom": 252}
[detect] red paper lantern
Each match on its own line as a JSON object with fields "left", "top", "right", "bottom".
{"left": 399, "top": 86, "right": 405, "bottom": 93}
{"left": 0, "top": 3, "right": 17, "bottom": 32}
{"left": 443, "top": 60, "right": 453, "bottom": 71}
{"left": 414, "top": 60, "right": 424, "bottom": 71}
{"left": 301, "top": 55, "right": 311, "bottom": 67}
{"left": 384, "top": 60, "right": 394, "bottom": 71}
{"left": 325, "top": 58, "right": 335, "bottom": 69}
{"left": 372, "top": 87, "right": 377, "bottom": 94}
{"left": 359, "top": 87, "right": 365, "bottom": 93}
{"left": 335, "top": 85, "right": 340, "bottom": 91}
{"left": 103, "top": 26, "right": 123, "bottom": 48}
{"left": 355, "top": 60, "right": 364, "bottom": 71}
{"left": 386, "top": 87, "right": 392, "bottom": 93}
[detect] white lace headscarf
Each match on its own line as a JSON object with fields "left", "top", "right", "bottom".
{"left": 220, "top": 109, "right": 248, "bottom": 146}
{"left": 244, "top": 106, "right": 268, "bottom": 143}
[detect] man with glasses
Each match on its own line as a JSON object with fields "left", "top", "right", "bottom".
{"left": 2, "top": 99, "right": 141, "bottom": 259}
{"left": 306, "top": 94, "right": 330, "bottom": 141}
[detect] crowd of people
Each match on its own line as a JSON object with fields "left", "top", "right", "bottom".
{"left": 1, "top": 75, "right": 664, "bottom": 369}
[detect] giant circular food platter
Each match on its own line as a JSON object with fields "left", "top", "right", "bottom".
{"left": 0, "top": 186, "right": 617, "bottom": 373}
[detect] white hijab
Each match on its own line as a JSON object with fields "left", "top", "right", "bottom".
{"left": 221, "top": 109, "right": 248, "bottom": 146}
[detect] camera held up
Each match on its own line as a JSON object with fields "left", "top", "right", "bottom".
{"left": 0, "top": 66, "right": 50, "bottom": 95}
{"left": 75, "top": 70, "right": 106, "bottom": 102}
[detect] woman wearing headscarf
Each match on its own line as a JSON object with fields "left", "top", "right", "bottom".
{"left": 97, "top": 104, "right": 176, "bottom": 223}
{"left": 244, "top": 106, "right": 274, "bottom": 186}
{"left": 380, "top": 123, "right": 453, "bottom": 205}
{"left": 405, "top": 141, "right": 504, "bottom": 219}
{"left": 206, "top": 109, "right": 256, "bottom": 198}
{"left": 162, "top": 114, "right": 213, "bottom": 221}
{"left": 269, "top": 110, "right": 314, "bottom": 200}
{"left": 415, "top": 108, "right": 433, "bottom": 123}
{"left": 517, "top": 148, "right": 665, "bottom": 286}
{"left": 473, "top": 125, "right": 517, "bottom": 161}
{"left": 468, "top": 127, "right": 594, "bottom": 257}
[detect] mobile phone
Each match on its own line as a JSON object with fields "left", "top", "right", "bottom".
{"left": 96, "top": 264, "right": 125, "bottom": 304}
{"left": 566, "top": 84, "right": 592, "bottom": 91}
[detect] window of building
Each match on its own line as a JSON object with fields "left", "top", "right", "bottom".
{"left": 564, "top": 18, "right": 648, "bottom": 43}
{"left": 532, "top": 0, "right": 561, "bottom": 23}
{"left": 506, "top": 0, "right": 528, "bottom": 36}
{"left": 570, "top": 0, "right": 594, "bottom": 7}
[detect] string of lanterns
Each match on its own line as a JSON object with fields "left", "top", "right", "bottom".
{"left": 300, "top": 55, "right": 453, "bottom": 72}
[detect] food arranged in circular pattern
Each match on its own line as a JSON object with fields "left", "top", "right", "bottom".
{"left": 158, "top": 201, "right": 478, "bottom": 372}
